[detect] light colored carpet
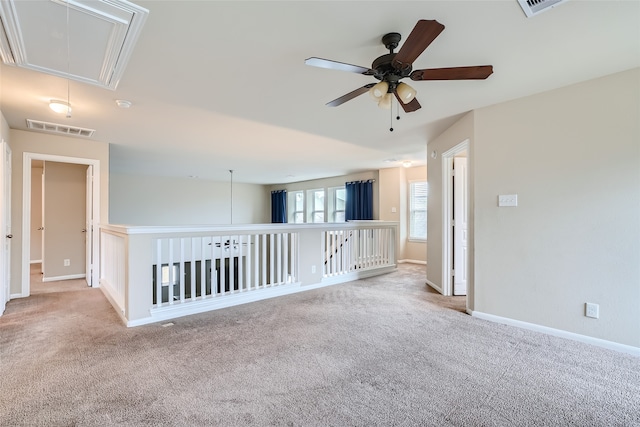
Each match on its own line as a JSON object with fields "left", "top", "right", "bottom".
{"left": 0, "top": 264, "right": 638, "bottom": 426}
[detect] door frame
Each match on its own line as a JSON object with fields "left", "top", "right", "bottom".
{"left": 21, "top": 152, "right": 100, "bottom": 297}
{"left": 441, "top": 139, "right": 469, "bottom": 297}
{"left": 1, "top": 140, "right": 11, "bottom": 313}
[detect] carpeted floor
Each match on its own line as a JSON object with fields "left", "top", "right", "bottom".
{"left": 0, "top": 264, "right": 638, "bottom": 426}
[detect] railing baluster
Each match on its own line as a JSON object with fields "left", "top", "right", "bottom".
{"left": 190, "top": 238, "right": 196, "bottom": 301}
{"left": 168, "top": 238, "right": 175, "bottom": 304}
{"left": 283, "top": 233, "right": 289, "bottom": 283}
{"left": 179, "top": 238, "right": 185, "bottom": 302}
{"left": 218, "top": 236, "right": 225, "bottom": 294}
{"left": 156, "top": 239, "right": 162, "bottom": 307}
{"left": 200, "top": 236, "right": 206, "bottom": 298}
{"left": 276, "top": 233, "right": 282, "bottom": 285}
{"left": 261, "top": 234, "right": 267, "bottom": 287}
{"left": 269, "top": 234, "right": 275, "bottom": 286}
{"left": 225, "top": 236, "right": 236, "bottom": 294}
{"left": 238, "top": 235, "right": 244, "bottom": 292}
{"left": 254, "top": 234, "right": 259, "bottom": 289}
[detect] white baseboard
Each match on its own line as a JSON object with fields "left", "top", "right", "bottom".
{"left": 10, "top": 293, "right": 26, "bottom": 299}
{"left": 426, "top": 278, "right": 442, "bottom": 294}
{"left": 470, "top": 310, "right": 640, "bottom": 357}
{"left": 42, "top": 274, "right": 86, "bottom": 282}
{"left": 397, "top": 259, "right": 427, "bottom": 265}
{"left": 130, "top": 282, "right": 304, "bottom": 327}
{"left": 125, "top": 266, "right": 398, "bottom": 327}
{"left": 30, "top": 260, "right": 42, "bottom": 264}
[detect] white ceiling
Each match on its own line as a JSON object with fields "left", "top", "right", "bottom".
{"left": 1, "top": 0, "right": 638, "bottom": 184}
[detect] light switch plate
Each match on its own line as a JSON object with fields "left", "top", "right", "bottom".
{"left": 498, "top": 194, "right": 518, "bottom": 207}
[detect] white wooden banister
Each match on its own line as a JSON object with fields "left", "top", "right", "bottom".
{"left": 99, "top": 222, "right": 397, "bottom": 327}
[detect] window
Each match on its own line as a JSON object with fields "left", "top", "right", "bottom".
{"left": 308, "top": 189, "right": 325, "bottom": 223}
{"left": 289, "top": 191, "right": 304, "bottom": 223}
{"left": 331, "top": 187, "right": 346, "bottom": 222}
{"left": 409, "top": 181, "right": 427, "bottom": 240}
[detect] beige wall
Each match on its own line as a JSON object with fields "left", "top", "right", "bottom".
{"left": 427, "top": 68, "right": 639, "bottom": 348}
{"left": 9, "top": 129, "right": 109, "bottom": 296}
{"left": 379, "top": 166, "right": 427, "bottom": 263}
{"left": 43, "top": 162, "right": 87, "bottom": 279}
{"left": 473, "top": 68, "right": 639, "bottom": 347}
{"left": 273, "top": 168, "right": 426, "bottom": 262}
{"left": 427, "top": 111, "right": 475, "bottom": 303}
{"left": 404, "top": 166, "right": 427, "bottom": 262}
{"left": 30, "top": 166, "right": 43, "bottom": 262}
{"left": 110, "top": 174, "right": 270, "bottom": 225}
{"left": 269, "top": 170, "right": 380, "bottom": 221}
{"left": 0, "top": 112, "right": 8, "bottom": 141}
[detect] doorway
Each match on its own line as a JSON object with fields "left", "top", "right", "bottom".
{"left": 1, "top": 140, "right": 11, "bottom": 314}
{"left": 442, "top": 140, "right": 469, "bottom": 297}
{"left": 21, "top": 153, "right": 100, "bottom": 297}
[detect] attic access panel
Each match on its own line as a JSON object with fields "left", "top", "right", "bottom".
{"left": 0, "top": 0, "right": 148, "bottom": 90}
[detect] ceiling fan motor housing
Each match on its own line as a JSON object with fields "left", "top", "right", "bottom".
{"left": 372, "top": 53, "right": 412, "bottom": 89}
{"left": 372, "top": 32, "right": 413, "bottom": 91}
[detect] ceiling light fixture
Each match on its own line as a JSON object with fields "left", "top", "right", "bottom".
{"left": 115, "top": 99, "right": 132, "bottom": 108}
{"left": 49, "top": 100, "right": 71, "bottom": 115}
{"left": 369, "top": 81, "right": 388, "bottom": 101}
{"left": 396, "top": 82, "right": 417, "bottom": 104}
{"left": 402, "top": 161, "right": 412, "bottom": 168}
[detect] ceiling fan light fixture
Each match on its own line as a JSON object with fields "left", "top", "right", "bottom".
{"left": 49, "top": 100, "right": 71, "bottom": 114}
{"left": 396, "top": 82, "right": 417, "bottom": 104}
{"left": 369, "top": 81, "right": 389, "bottom": 100}
{"left": 378, "top": 93, "right": 393, "bottom": 109}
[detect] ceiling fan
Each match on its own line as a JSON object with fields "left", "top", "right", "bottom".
{"left": 305, "top": 20, "right": 493, "bottom": 114}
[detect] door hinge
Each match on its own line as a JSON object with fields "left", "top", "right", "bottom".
{"left": 451, "top": 269, "right": 455, "bottom": 277}
{"left": 452, "top": 169, "right": 456, "bottom": 176}
{"left": 451, "top": 220, "right": 455, "bottom": 227}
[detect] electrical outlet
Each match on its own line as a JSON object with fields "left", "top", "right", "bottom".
{"left": 63, "top": 259, "right": 70, "bottom": 267}
{"left": 585, "top": 302, "right": 599, "bottom": 319}
{"left": 311, "top": 265, "right": 316, "bottom": 274}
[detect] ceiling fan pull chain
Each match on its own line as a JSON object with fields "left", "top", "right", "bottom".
{"left": 389, "top": 104, "right": 394, "bottom": 132}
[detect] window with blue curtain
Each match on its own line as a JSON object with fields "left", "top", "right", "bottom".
{"left": 345, "top": 180, "right": 373, "bottom": 221}
{"left": 271, "top": 190, "right": 287, "bottom": 223}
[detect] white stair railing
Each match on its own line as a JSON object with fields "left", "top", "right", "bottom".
{"left": 99, "top": 221, "right": 396, "bottom": 326}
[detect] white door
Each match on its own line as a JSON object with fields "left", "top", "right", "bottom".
{"left": 453, "top": 156, "right": 468, "bottom": 296}
{"left": 1, "top": 141, "right": 12, "bottom": 313}
{"left": 85, "top": 165, "right": 93, "bottom": 286}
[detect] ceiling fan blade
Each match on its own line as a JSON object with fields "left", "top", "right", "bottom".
{"left": 326, "top": 83, "right": 375, "bottom": 107}
{"left": 305, "top": 57, "right": 374, "bottom": 75}
{"left": 392, "top": 20, "right": 445, "bottom": 70}
{"left": 393, "top": 91, "right": 421, "bottom": 112}
{"left": 410, "top": 66, "right": 494, "bottom": 81}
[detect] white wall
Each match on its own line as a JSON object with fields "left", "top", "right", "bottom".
{"left": 109, "top": 174, "right": 270, "bottom": 225}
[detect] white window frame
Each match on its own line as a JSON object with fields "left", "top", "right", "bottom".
{"left": 329, "top": 186, "right": 346, "bottom": 222}
{"left": 307, "top": 188, "right": 325, "bottom": 223}
{"left": 409, "top": 180, "right": 427, "bottom": 241}
{"left": 288, "top": 191, "right": 305, "bottom": 223}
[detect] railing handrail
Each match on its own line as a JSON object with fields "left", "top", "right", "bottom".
{"left": 101, "top": 221, "right": 399, "bottom": 236}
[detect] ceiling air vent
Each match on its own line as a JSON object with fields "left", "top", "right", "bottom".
{"left": 517, "top": 0, "right": 568, "bottom": 17}
{"left": 26, "top": 119, "right": 95, "bottom": 138}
